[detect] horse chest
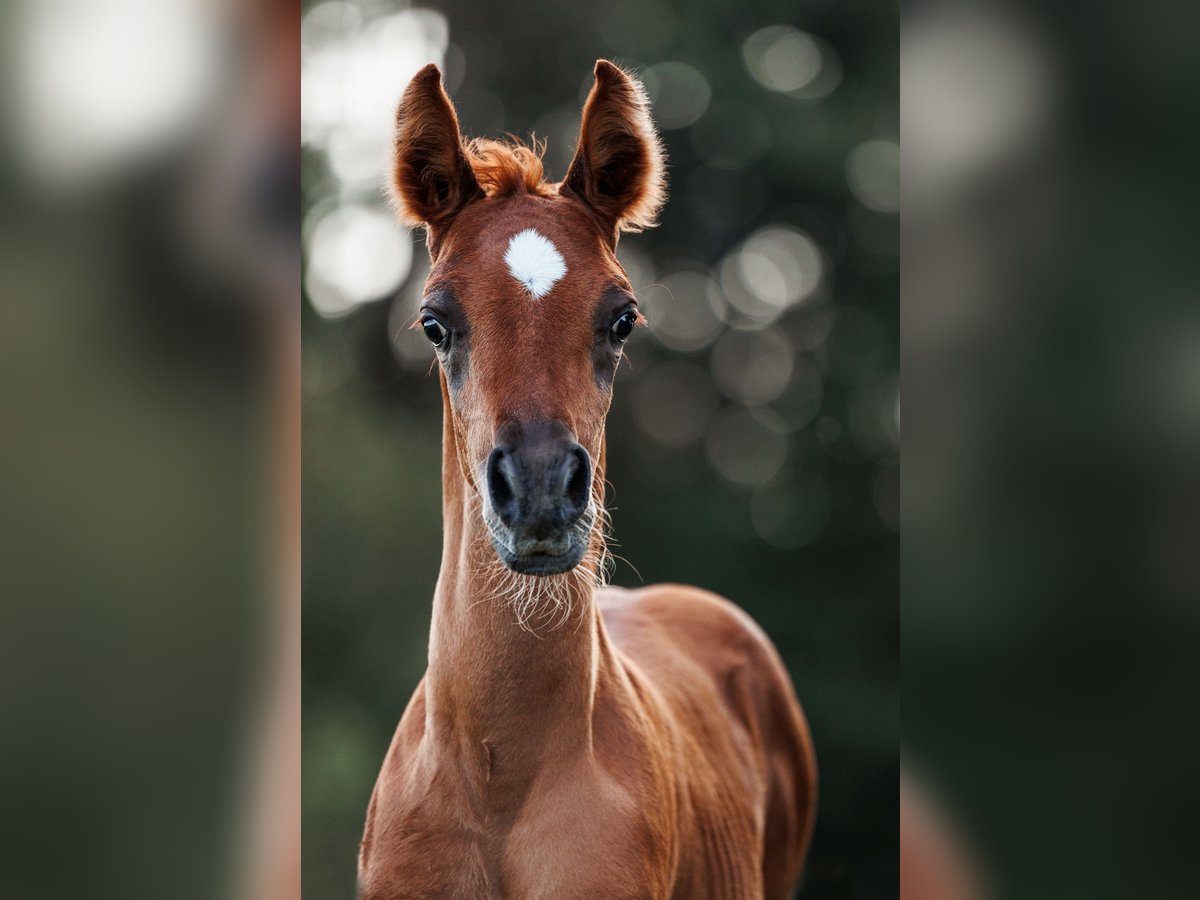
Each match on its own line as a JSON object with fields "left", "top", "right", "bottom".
{"left": 500, "top": 792, "right": 675, "bottom": 900}
{"left": 362, "top": 759, "right": 674, "bottom": 899}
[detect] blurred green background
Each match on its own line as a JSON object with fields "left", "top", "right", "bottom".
{"left": 301, "top": 1, "right": 898, "bottom": 897}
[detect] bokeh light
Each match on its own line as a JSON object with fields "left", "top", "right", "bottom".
{"left": 304, "top": 202, "right": 412, "bottom": 318}
{"left": 902, "top": 8, "right": 1050, "bottom": 203}
{"left": 302, "top": 2, "right": 449, "bottom": 320}
{"left": 301, "top": 4, "right": 449, "bottom": 154}
{"left": 742, "top": 25, "right": 843, "bottom": 100}
{"left": 640, "top": 267, "right": 726, "bottom": 352}
{"left": 846, "top": 139, "right": 901, "bottom": 213}
{"left": 642, "top": 61, "right": 711, "bottom": 130}
{"left": 719, "top": 225, "right": 826, "bottom": 329}
{"left": 13, "top": 0, "right": 221, "bottom": 184}
{"left": 710, "top": 328, "right": 794, "bottom": 405}
{"left": 705, "top": 406, "right": 790, "bottom": 486}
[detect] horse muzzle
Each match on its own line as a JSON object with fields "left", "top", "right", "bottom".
{"left": 483, "top": 421, "right": 593, "bottom": 576}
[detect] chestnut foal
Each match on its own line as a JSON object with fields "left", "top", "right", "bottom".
{"left": 359, "top": 61, "right": 816, "bottom": 899}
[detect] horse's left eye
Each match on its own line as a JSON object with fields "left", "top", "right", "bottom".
{"left": 421, "top": 316, "right": 448, "bottom": 347}
{"left": 611, "top": 311, "right": 637, "bottom": 344}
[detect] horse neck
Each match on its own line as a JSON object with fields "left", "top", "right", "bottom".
{"left": 424, "top": 394, "right": 609, "bottom": 772}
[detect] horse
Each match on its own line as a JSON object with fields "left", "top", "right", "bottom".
{"left": 358, "top": 60, "right": 817, "bottom": 899}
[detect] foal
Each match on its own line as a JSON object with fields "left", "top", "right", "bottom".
{"left": 359, "top": 61, "right": 816, "bottom": 899}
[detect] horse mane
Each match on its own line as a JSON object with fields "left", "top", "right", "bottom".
{"left": 463, "top": 137, "right": 555, "bottom": 199}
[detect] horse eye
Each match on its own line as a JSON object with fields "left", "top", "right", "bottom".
{"left": 421, "top": 316, "right": 448, "bottom": 347}
{"left": 611, "top": 311, "right": 637, "bottom": 344}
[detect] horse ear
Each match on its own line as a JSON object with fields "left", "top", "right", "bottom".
{"left": 562, "top": 60, "right": 666, "bottom": 242}
{"left": 392, "top": 64, "right": 483, "bottom": 238}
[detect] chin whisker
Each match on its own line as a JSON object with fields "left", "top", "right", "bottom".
{"left": 471, "top": 494, "right": 613, "bottom": 635}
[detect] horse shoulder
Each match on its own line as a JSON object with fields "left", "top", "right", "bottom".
{"left": 599, "top": 584, "right": 816, "bottom": 898}
{"left": 358, "top": 681, "right": 496, "bottom": 899}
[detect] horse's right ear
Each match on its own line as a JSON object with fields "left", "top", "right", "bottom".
{"left": 391, "top": 64, "right": 482, "bottom": 242}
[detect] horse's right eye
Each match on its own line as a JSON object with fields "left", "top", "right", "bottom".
{"left": 421, "top": 316, "right": 448, "bottom": 347}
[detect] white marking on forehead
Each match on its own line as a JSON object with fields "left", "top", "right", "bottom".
{"left": 503, "top": 229, "right": 567, "bottom": 298}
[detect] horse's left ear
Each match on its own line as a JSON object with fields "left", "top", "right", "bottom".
{"left": 562, "top": 61, "right": 666, "bottom": 243}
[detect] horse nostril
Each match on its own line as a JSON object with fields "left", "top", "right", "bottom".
{"left": 561, "top": 444, "right": 592, "bottom": 525}
{"left": 487, "top": 446, "right": 520, "bottom": 527}
{"left": 487, "top": 430, "right": 591, "bottom": 544}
